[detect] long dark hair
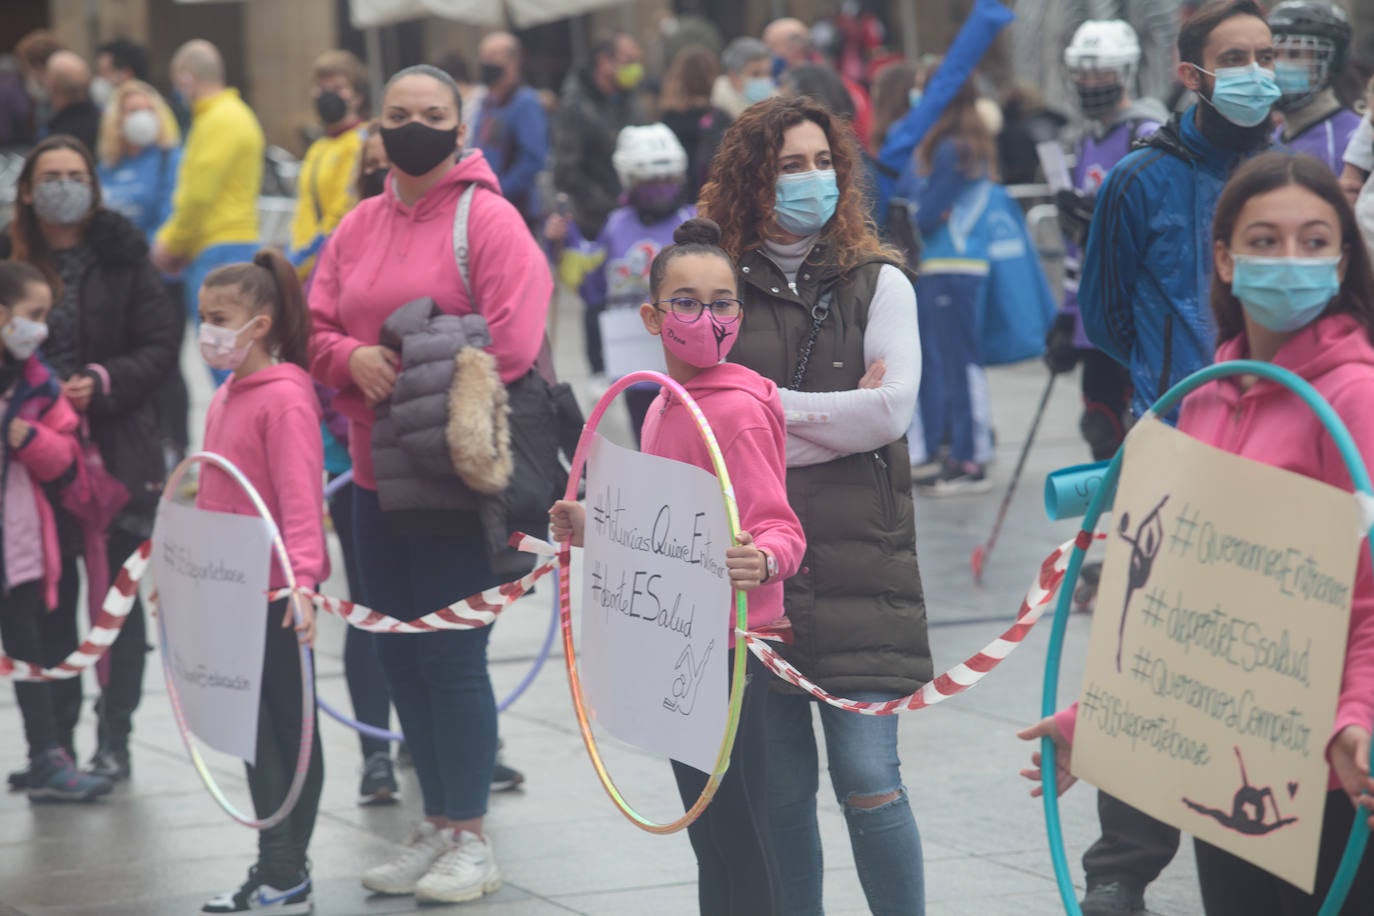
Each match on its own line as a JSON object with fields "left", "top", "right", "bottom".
{"left": 698, "top": 95, "right": 899, "bottom": 271}
{"left": 1210, "top": 151, "right": 1374, "bottom": 344}
{"left": 10, "top": 135, "right": 103, "bottom": 292}
{"left": 202, "top": 249, "right": 313, "bottom": 369}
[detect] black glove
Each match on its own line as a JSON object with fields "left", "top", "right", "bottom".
{"left": 1044, "top": 311, "right": 1081, "bottom": 375}
{"left": 1055, "top": 189, "right": 1095, "bottom": 249}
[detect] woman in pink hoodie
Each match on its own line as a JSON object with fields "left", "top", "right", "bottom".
{"left": 1020, "top": 152, "right": 1374, "bottom": 913}
{"left": 307, "top": 64, "right": 551, "bottom": 906}
{"left": 551, "top": 218, "right": 806, "bottom": 915}
{"left": 194, "top": 249, "right": 327, "bottom": 916}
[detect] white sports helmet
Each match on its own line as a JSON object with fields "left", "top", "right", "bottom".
{"left": 612, "top": 123, "right": 688, "bottom": 187}
{"left": 1064, "top": 19, "right": 1142, "bottom": 73}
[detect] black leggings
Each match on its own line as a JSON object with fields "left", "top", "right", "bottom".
{"left": 0, "top": 581, "right": 60, "bottom": 758}
{"left": 1195, "top": 789, "right": 1374, "bottom": 915}
{"left": 248, "top": 598, "right": 325, "bottom": 884}
{"left": 671, "top": 651, "right": 783, "bottom": 916}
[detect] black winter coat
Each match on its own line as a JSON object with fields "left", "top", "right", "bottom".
{"left": 1, "top": 209, "right": 180, "bottom": 537}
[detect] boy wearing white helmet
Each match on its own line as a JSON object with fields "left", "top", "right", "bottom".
{"left": 1048, "top": 21, "right": 1170, "bottom": 472}
{"left": 546, "top": 124, "right": 695, "bottom": 439}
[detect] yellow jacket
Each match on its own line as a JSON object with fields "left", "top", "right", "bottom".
{"left": 155, "top": 88, "right": 264, "bottom": 260}
{"left": 289, "top": 123, "right": 365, "bottom": 278}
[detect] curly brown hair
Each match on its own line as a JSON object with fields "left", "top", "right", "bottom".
{"left": 697, "top": 95, "right": 900, "bottom": 272}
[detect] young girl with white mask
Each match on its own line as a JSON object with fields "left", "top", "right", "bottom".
{"left": 0, "top": 261, "right": 111, "bottom": 804}
{"left": 196, "top": 250, "right": 328, "bottom": 915}
{"left": 1020, "top": 151, "right": 1374, "bottom": 913}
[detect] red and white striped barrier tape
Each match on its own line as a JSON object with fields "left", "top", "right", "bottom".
{"left": 269, "top": 533, "right": 560, "bottom": 633}
{"left": 0, "top": 540, "right": 151, "bottom": 682}
{"left": 741, "top": 532, "right": 1097, "bottom": 715}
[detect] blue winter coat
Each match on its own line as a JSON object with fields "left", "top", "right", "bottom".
{"left": 1079, "top": 105, "right": 1273, "bottom": 419}
{"left": 97, "top": 145, "right": 182, "bottom": 244}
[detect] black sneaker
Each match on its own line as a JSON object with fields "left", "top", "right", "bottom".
{"left": 491, "top": 758, "right": 525, "bottom": 792}
{"left": 86, "top": 745, "right": 131, "bottom": 782}
{"left": 358, "top": 751, "right": 399, "bottom": 806}
{"left": 915, "top": 460, "right": 994, "bottom": 497}
{"left": 1081, "top": 881, "right": 1147, "bottom": 915}
{"left": 8, "top": 765, "right": 30, "bottom": 791}
{"left": 202, "top": 866, "right": 312, "bottom": 914}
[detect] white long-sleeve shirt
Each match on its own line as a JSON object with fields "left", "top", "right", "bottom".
{"left": 1344, "top": 114, "right": 1373, "bottom": 173}
{"left": 758, "top": 238, "right": 921, "bottom": 468}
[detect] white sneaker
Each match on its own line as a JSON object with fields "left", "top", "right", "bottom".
{"left": 360, "top": 821, "right": 449, "bottom": 896}
{"left": 414, "top": 830, "right": 502, "bottom": 904}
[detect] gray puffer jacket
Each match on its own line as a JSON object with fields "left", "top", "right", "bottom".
{"left": 372, "top": 297, "right": 506, "bottom": 536}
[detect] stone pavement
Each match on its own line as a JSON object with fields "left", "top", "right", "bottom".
{"left": 0, "top": 290, "right": 1205, "bottom": 915}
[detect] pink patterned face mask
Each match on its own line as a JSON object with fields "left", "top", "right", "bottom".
{"left": 659, "top": 310, "right": 739, "bottom": 368}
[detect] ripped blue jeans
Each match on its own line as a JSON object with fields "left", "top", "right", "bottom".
{"left": 767, "top": 690, "right": 925, "bottom": 916}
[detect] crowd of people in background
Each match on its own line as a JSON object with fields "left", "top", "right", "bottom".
{"left": 0, "top": 1, "right": 1372, "bottom": 914}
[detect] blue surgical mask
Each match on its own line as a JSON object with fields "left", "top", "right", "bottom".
{"left": 1231, "top": 254, "right": 1341, "bottom": 332}
{"left": 744, "top": 77, "right": 774, "bottom": 105}
{"left": 1274, "top": 61, "right": 1311, "bottom": 96}
{"left": 1195, "top": 63, "right": 1281, "bottom": 128}
{"left": 774, "top": 169, "right": 840, "bottom": 236}
{"left": 908, "top": 88, "right": 924, "bottom": 109}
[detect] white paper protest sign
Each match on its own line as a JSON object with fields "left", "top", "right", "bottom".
{"left": 580, "top": 433, "right": 733, "bottom": 773}
{"left": 1073, "top": 417, "right": 1360, "bottom": 892}
{"left": 152, "top": 501, "right": 273, "bottom": 764}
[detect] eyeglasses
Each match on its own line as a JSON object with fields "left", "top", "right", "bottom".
{"left": 653, "top": 297, "right": 743, "bottom": 323}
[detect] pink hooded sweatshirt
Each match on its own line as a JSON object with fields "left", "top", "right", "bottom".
{"left": 197, "top": 364, "right": 329, "bottom": 591}
{"left": 307, "top": 151, "right": 552, "bottom": 489}
{"left": 640, "top": 362, "right": 806, "bottom": 638}
{"left": 1056, "top": 313, "right": 1374, "bottom": 791}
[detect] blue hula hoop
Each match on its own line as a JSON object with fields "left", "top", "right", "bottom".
{"left": 1040, "top": 359, "right": 1374, "bottom": 915}
{"left": 316, "top": 567, "right": 562, "bottom": 743}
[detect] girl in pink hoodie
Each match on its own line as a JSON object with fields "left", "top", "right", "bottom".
{"left": 0, "top": 262, "right": 111, "bottom": 803}
{"left": 1020, "top": 152, "right": 1374, "bottom": 912}
{"left": 194, "top": 249, "right": 328, "bottom": 916}
{"left": 551, "top": 217, "right": 806, "bottom": 915}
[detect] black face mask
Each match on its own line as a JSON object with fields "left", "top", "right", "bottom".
{"left": 1075, "top": 82, "right": 1124, "bottom": 122}
{"left": 480, "top": 63, "right": 506, "bottom": 88}
{"left": 380, "top": 121, "right": 459, "bottom": 177}
{"left": 360, "top": 168, "right": 388, "bottom": 199}
{"left": 315, "top": 90, "right": 348, "bottom": 125}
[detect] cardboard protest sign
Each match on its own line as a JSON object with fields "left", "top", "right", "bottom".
{"left": 152, "top": 502, "right": 273, "bottom": 764}
{"left": 1073, "top": 417, "right": 1361, "bottom": 891}
{"left": 580, "top": 433, "right": 732, "bottom": 773}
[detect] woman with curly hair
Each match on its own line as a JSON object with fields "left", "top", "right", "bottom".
{"left": 698, "top": 94, "right": 929, "bottom": 915}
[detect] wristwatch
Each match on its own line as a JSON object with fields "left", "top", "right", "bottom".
{"left": 762, "top": 551, "right": 779, "bottom": 583}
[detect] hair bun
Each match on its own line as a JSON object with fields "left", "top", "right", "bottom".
{"left": 673, "top": 217, "right": 722, "bottom": 247}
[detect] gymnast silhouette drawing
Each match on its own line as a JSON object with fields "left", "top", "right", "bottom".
{"left": 1115, "top": 494, "right": 1169, "bottom": 672}
{"left": 1183, "top": 746, "right": 1298, "bottom": 836}
{"left": 663, "top": 640, "right": 714, "bottom": 716}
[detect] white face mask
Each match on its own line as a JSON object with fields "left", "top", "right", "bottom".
{"left": 2, "top": 316, "right": 48, "bottom": 361}
{"left": 198, "top": 317, "right": 260, "bottom": 372}
{"left": 121, "top": 109, "right": 160, "bottom": 148}
{"left": 90, "top": 76, "right": 114, "bottom": 108}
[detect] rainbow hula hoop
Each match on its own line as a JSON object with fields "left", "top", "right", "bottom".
{"left": 559, "top": 370, "right": 749, "bottom": 834}
{"left": 1039, "top": 360, "right": 1374, "bottom": 915}
{"left": 156, "top": 452, "right": 316, "bottom": 830}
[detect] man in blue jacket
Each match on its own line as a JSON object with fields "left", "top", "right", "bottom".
{"left": 1080, "top": 0, "right": 1279, "bottom": 423}
{"left": 470, "top": 32, "right": 548, "bottom": 227}
{"left": 1075, "top": 3, "right": 1279, "bottom": 914}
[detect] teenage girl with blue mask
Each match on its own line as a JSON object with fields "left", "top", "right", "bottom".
{"left": 700, "top": 94, "right": 930, "bottom": 916}
{"left": 1020, "top": 151, "right": 1374, "bottom": 913}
